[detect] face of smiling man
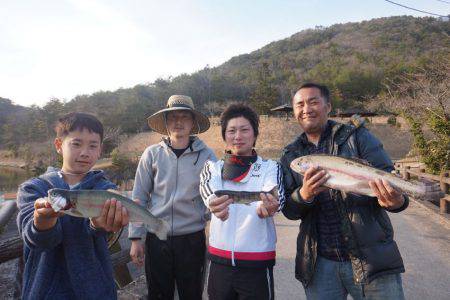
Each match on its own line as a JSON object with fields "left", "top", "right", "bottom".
{"left": 166, "top": 110, "right": 195, "bottom": 140}
{"left": 292, "top": 87, "right": 331, "bottom": 137}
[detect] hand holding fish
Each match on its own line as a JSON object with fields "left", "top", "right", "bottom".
{"left": 34, "top": 198, "right": 64, "bottom": 231}
{"left": 130, "top": 240, "right": 145, "bottom": 267}
{"left": 300, "top": 166, "right": 330, "bottom": 202}
{"left": 369, "top": 179, "right": 405, "bottom": 210}
{"left": 256, "top": 192, "right": 279, "bottom": 218}
{"left": 209, "top": 195, "right": 233, "bottom": 221}
{"left": 90, "top": 198, "right": 129, "bottom": 232}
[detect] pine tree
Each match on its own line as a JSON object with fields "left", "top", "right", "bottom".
{"left": 250, "top": 62, "right": 280, "bottom": 114}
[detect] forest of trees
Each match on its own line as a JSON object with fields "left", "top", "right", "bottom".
{"left": 1, "top": 16, "right": 449, "bottom": 153}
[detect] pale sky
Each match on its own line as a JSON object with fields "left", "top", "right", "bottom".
{"left": 1, "top": 0, "right": 449, "bottom": 107}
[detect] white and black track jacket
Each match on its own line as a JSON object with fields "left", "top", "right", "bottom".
{"left": 200, "top": 156, "right": 285, "bottom": 268}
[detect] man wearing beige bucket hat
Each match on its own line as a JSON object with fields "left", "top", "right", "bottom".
{"left": 128, "top": 95, "right": 216, "bottom": 300}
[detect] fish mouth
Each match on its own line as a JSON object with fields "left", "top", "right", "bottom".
{"left": 48, "top": 189, "right": 73, "bottom": 211}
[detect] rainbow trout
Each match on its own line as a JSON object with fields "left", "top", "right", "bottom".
{"left": 214, "top": 188, "right": 278, "bottom": 205}
{"left": 47, "top": 188, "right": 170, "bottom": 240}
{"left": 290, "top": 154, "right": 437, "bottom": 200}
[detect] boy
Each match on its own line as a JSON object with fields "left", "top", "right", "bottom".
{"left": 16, "top": 112, "right": 129, "bottom": 299}
{"left": 129, "top": 95, "right": 216, "bottom": 300}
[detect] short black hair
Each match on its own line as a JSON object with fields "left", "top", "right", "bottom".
{"left": 297, "top": 82, "right": 330, "bottom": 103}
{"left": 220, "top": 103, "right": 259, "bottom": 141}
{"left": 55, "top": 112, "right": 104, "bottom": 141}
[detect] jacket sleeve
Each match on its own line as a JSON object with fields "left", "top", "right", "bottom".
{"left": 356, "top": 128, "right": 409, "bottom": 213}
{"left": 207, "top": 148, "right": 218, "bottom": 162}
{"left": 16, "top": 179, "right": 63, "bottom": 251}
{"left": 280, "top": 151, "right": 317, "bottom": 220}
{"left": 262, "top": 161, "right": 286, "bottom": 212}
{"left": 128, "top": 147, "right": 154, "bottom": 239}
{"left": 200, "top": 160, "right": 222, "bottom": 208}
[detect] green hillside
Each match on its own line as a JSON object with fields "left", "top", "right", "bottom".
{"left": 1, "top": 15, "right": 449, "bottom": 150}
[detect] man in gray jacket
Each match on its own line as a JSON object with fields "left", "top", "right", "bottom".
{"left": 129, "top": 95, "right": 216, "bottom": 300}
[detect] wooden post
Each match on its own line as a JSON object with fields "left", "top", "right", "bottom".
{"left": 440, "top": 172, "right": 449, "bottom": 194}
{"left": 109, "top": 241, "right": 133, "bottom": 288}
{"left": 0, "top": 235, "right": 23, "bottom": 264}
{"left": 403, "top": 166, "right": 411, "bottom": 180}
{"left": 440, "top": 172, "right": 449, "bottom": 214}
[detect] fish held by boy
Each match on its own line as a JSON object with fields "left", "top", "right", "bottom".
{"left": 48, "top": 188, "right": 170, "bottom": 240}
{"left": 214, "top": 188, "right": 278, "bottom": 205}
{"left": 290, "top": 154, "right": 442, "bottom": 200}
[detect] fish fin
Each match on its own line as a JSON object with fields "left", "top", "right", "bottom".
{"left": 64, "top": 209, "right": 84, "bottom": 218}
{"left": 107, "top": 189, "right": 122, "bottom": 195}
{"left": 347, "top": 157, "right": 372, "bottom": 166}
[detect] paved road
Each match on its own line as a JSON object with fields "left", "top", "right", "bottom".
{"left": 2, "top": 198, "right": 448, "bottom": 299}
{"left": 273, "top": 199, "right": 450, "bottom": 300}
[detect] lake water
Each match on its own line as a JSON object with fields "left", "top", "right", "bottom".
{"left": 0, "top": 167, "right": 33, "bottom": 194}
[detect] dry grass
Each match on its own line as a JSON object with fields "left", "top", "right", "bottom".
{"left": 118, "top": 116, "right": 411, "bottom": 161}
{"left": 0, "top": 117, "right": 412, "bottom": 167}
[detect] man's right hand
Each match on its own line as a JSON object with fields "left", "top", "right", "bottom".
{"left": 33, "top": 197, "right": 64, "bottom": 231}
{"left": 209, "top": 195, "right": 233, "bottom": 221}
{"left": 300, "top": 166, "right": 330, "bottom": 202}
{"left": 130, "top": 240, "right": 145, "bottom": 267}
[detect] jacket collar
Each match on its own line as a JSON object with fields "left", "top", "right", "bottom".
{"left": 160, "top": 136, "right": 206, "bottom": 153}
{"left": 284, "top": 119, "right": 355, "bottom": 153}
{"left": 39, "top": 167, "right": 107, "bottom": 190}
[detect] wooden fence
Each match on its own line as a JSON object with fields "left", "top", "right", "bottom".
{"left": 394, "top": 161, "right": 450, "bottom": 214}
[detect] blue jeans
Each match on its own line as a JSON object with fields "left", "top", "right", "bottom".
{"left": 305, "top": 256, "right": 405, "bottom": 300}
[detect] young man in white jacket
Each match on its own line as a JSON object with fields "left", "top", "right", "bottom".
{"left": 200, "top": 103, "right": 285, "bottom": 300}
{"left": 129, "top": 95, "right": 216, "bottom": 300}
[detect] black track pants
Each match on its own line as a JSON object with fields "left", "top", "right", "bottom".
{"left": 207, "top": 262, "right": 274, "bottom": 300}
{"left": 145, "top": 230, "right": 206, "bottom": 300}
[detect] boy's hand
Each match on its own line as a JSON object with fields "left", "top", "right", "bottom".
{"left": 34, "top": 197, "right": 64, "bottom": 231}
{"left": 130, "top": 240, "right": 145, "bottom": 267}
{"left": 91, "top": 198, "right": 129, "bottom": 232}
{"left": 209, "top": 195, "right": 233, "bottom": 221}
{"left": 256, "top": 192, "right": 279, "bottom": 218}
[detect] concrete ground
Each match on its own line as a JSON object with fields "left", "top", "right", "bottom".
{"left": 1, "top": 198, "right": 448, "bottom": 299}
{"left": 119, "top": 199, "right": 450, "bottom": 299}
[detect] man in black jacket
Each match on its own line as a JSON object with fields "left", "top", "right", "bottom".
{"left": 281, "top": 83, "right": 408, "bottom": 299}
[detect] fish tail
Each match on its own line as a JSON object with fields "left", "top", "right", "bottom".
{"left": 146, "top": 219, "right": 170, "bottom": 241}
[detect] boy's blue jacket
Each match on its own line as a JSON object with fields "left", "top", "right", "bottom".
{"left": 16, "top": 167, "right": 117, "bottom": 300}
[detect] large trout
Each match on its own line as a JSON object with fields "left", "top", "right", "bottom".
{"left": 47, "top": 188, "right": 170, "bottom": 240}
{"left": 290, "top": 154, "right": 439, "bottom": 200}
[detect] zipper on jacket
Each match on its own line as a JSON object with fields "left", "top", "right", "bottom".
{"left": 171, "top": 152, "right": 179, "bottom": 237}
{"left": 231, "top": 204, "right": 237, "bottom": 266}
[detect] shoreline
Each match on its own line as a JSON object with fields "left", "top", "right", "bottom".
{"left": 0, "top": 162, "right": 27, "bottom": 170}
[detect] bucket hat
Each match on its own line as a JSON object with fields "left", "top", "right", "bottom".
{"left": 147, "top": 95, "right": 210, "bottom": 135}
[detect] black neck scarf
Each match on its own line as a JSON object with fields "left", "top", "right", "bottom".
{"left": 222, "top": 150, "right": 257, "bottom": 182}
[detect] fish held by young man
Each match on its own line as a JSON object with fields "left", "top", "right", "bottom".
{"left": 214, "top": 188, "right": 278, "bottom": 205}
{"left": 290, "top": 154, "right": 442, "bottom": 200}
{"left": 47, "top": 188, "right": 170, "bottom": 240}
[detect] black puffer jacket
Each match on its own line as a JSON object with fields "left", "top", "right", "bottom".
{"left": 280, "top": 120, "right": 408, "bottom": 287}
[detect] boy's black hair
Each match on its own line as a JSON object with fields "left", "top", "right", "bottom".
{"left": 297, "top": 82, "right": 331, "bottom": 103}
{"left": 55, "top": 112, "right": 104, "bottom": 141}
{"left": 220, "top": 103, "right": 259, "bottom": 141}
